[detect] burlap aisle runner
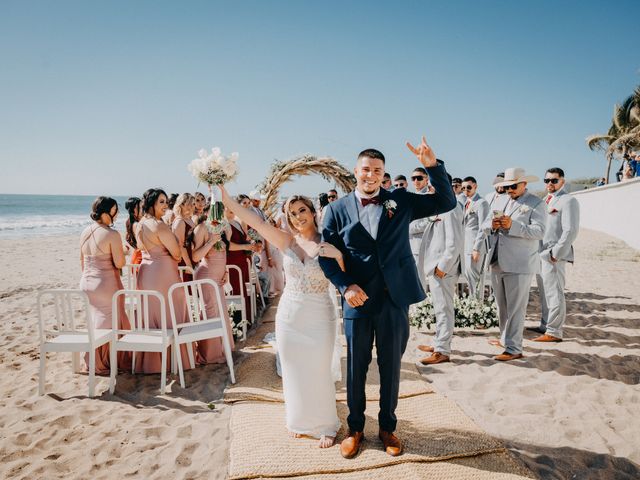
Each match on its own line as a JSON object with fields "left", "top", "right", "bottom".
{"left": 226, "top": 301, "right": 534, "bottom": 479}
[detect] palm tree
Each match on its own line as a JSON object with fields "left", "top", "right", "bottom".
{"left": 587, "top": 86, "right": 640, "bottom": 183}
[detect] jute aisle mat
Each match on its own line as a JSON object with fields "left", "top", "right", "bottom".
{"left": 226, "top": 301, "right": 534, "bottom": 479}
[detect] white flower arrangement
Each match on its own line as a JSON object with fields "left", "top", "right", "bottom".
{"left": 227, "top": 302, "right": 245, "bottom": 340}
{"left": 409, "top": 293, "right": 498, "bottom": 330}
{"left": 188, "top": 147, "right": 239, "bottom": 186}
{"left": 383, "top": 199, "right": 398, "bottom": 219}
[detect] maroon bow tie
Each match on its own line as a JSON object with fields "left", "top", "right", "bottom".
{"left": 360, "top": 196, "right": 380, "bottom": 207}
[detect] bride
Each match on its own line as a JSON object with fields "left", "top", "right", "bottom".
{"left": 219, "top": 185, "right": 343, "bottom": 448}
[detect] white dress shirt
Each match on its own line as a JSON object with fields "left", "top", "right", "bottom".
{"left": 354, "top": 189, "right": 383, "bottom": 240}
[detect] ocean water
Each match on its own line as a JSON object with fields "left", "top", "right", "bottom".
{"left": 0, "top": 194, "right": 131, "bottom": 238}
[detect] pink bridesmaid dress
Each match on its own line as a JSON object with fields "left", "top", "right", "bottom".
{"left": 134, "top": 243, "right": 195, "bottom": 373}
{"left": 194, "top": 239, "right": 235, "bottom": 363}
{"left": 80, "top": 253, "right": 132, "bottom": 374}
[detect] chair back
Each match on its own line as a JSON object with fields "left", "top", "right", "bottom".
{"left": 37, "top": 290, "right": 93, "bottom": 343}
{"left": 178, "top": 265, "right": 194, "bottom": 282}
{"left": 225, "top": 265, "right": 245, "bottom": 296}
{"left": 112, "top": 289, "right": 167, "bottom": 335}
{"left": 122, "top": 263, "right": 141, "bottom": 290}
{"left": 168, "top": 278, "right": 226, "bottom": 327}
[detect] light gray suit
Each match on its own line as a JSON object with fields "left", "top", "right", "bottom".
{"left": 535, "top": 189, "right": 580, "bottom": 337}
{"left": 485, "top": 190, "right": 506, "bottom": 209}
{"left": 482, "top": 191, "right": 546, "bottom": 354}
{"left": 417, "top": 203, "right": 464, "bottom": 355}
{"left": 409, "top": 186, "right": 431, "bottom": 263}
{"left": 462, "top": 193, "right": 490, "bottom": 295}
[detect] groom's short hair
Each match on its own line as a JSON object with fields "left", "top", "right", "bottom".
{"left": 357, "top": 148, "right": 385, "bottom": 164}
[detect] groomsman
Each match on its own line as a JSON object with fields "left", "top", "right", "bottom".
{"left": 529, "top": 168, "right": 580, "bottom": 342}
{"left": 452, "top": 177, "right": 466, "bottom": 205}
{"left": 461, "top": 176, "right": 490, "bottom": 296}
{"left": 409, "top": 167, "right": 431, "bottom": 263}
{"left": 485, "top": 173, "right": 506, "bottom": 208}
{"left": 482, "top": 168, "right": 546, "bottom": 361}
{"left": 416, "top": 178, "right": 464, "bottom": 364}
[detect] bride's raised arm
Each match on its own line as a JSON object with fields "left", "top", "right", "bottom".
{"left": 218, "top": 184, "right": 293, "bottom": 252}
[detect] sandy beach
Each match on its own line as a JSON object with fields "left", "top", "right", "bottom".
{"left": 0, "top": 228, "right": 638, "bottom": 479}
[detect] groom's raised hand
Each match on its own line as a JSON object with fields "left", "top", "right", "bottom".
{"left": 406, "top": 135, "right": 437, "bottom": 168}
{"left": 345, "top": 284, "right": 368, "bottom": 307}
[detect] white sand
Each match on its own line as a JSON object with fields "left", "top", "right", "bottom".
{"left": 408, "top": 228, "right": 640, "bottom": 479}
{"left": 0, "top": 229, "right": 638, "bottom": 479}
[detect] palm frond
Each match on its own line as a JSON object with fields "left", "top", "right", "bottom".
{"left": 586, "top": 134, "right": 614, "bottom": 151}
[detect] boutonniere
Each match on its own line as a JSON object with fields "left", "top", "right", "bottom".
{"left": 548, "top": 207, "right": 559, "bottom": 214}
{"left": 428, "top": 215, "right": 440, "bottom": 223}
{"left": 383, "top": 199, "right": 397, "bottom": 219}
{"left": 519, "top": 205, "right": 531, "bottom": 214}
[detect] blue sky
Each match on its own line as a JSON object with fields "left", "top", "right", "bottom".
{"left": 0, "top": 0, "right": 638, "bottom": 197}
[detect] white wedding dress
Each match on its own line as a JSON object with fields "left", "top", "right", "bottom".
{"left": 276, "top": 248, "right": 341, "bottom": 438}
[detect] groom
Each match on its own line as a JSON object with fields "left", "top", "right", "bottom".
{"left": 319, "top": 137, "right": 456, "bottom": 458}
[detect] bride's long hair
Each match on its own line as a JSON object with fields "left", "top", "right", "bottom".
{"left": 284, "top": 195, "right": 317, "bottom": 232}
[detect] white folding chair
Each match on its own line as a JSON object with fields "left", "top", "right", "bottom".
{"left": 178, "top": 265, "right": 194, "bottom": 282}
{"left": 38, "top": 290, "right": 112, "bottom": 398}
{"left": 122, "top": 263, "right": 141, "bottom": 290}
{"left": 247, "top": 257, "right": 266, "bottom": 311}
{"left": 109, "top": 290, "right": 175, "bottom": 394}
{"left": 225, "top": 265, "right": 249, "bottom": 341}
{"left": 168, "top": 279, "right": 236, "bottom": 387}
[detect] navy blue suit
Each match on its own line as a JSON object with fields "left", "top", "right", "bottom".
{"left": 320, "top": 161, "right": 456, "bottom": 432}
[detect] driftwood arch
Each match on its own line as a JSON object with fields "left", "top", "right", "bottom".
{"left": 258, "top": 154, "right": 356, "bottom": 218}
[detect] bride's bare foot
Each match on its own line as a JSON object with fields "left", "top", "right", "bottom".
{"left": 288, "top": 431, "right": 302, "bottom": 438}
{"left": 319, "top": 435, "right": 335, "bottom": 448}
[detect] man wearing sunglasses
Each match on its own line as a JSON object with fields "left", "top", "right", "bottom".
{"left": 529, "top": 168, "right": 580, "bottom": 343}
{"left": 381, "top": 173, "right": 393, "bottom": 190}
{"left": 481, "top": 167, "right": 546, "bottom": 361}
{"left": 393, "top": 175, "right": 408, "bottom": 189}
{"left": 485, "top": 172, "right": 506, "bottom": 208}
{"left": 408, "top": 167, "right": 431, "bottom": 263}
{"left": 461, "top": 176, "right": 490, "bottom": 296}
{"left": 451, "top": 177, "right": 466, "bottom": 206}
{"left": 327, "top": 189, "right": 339, "bottom": 203}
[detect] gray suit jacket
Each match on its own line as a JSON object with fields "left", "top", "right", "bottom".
{"left": 417, "top": 202, "right": 464, "bottom": 287}
{"left": 408, "top": 187, "right": 430, "bottom": 257}
{"left": 540, "top": 189, "right": 580, "bottom": 262}
{"left": 482, "top": 191, "right": 547, "bottom": 274}
{"left": 463, "top": 193, "right": 490, "bottom": 254}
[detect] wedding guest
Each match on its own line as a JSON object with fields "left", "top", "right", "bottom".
{"left": 596, "top": 177, "right": 606, "bottom": 187}
{"left": 193, "top": 191, "right": 207, "bottom": 222}
{"left": 267, "top": 218, "right": 285, "bottom": 297}
{"left": 224, "top": 200, "right": 260, "bottom": 323}
{"left": 529, "top": 168, "right": 580, "bottom": 342}
{"left": 191, "top": 210, "right": 235, "bottom": 363}
{"left": 172, "top": 193, "right": 195, "bottom": 279}
{"left": 393, "top": 175, "right": 408, "bottom": 189}
{"left": 482, "top": 168, "right": 546, "bottom": 361}
{"left": 135, "top": 188, "right": 194, "bottom": 373}
{"left": 381, "top": 172, "right": 393, "bottom": 190}
{"left": 416, "top": 175, "right": 464, "bottom": 364}
{"left": 124, "top": 196, "right": 143, "bottom": 264}
{"left": 79, "top": 196, "right": 131, "bottom": 374}
{"left": 162, "top": 193, "right": 178, "bottom": 225}
{"left": 317, "top": 193, "right": 330, "bottom": 227}
{"left": 485, "top": 173, "right": 506, "bottom": 208}
{"left": 408, "top": 167, "right": 431, "bottom": 263}
{"left": 461, "top": 176, "right": 490, "bottom": 296}
{"left": 327, "top": 189, "right": 339, "bottom": 202}
{"left": 452, "top": 177, "right": 466, "bottom": 205}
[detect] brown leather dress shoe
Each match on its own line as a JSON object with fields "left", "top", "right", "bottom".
{"left": 533, "top": 334, "right": 562, "bottom": 342}
{"left": 494, "top": 352, "right": 524, "bottom": 361}
{"left": 420, "top": 352, "right": 450, "bottom": 365}
{"left": 379, "top": 430, "right": 403, "bottom": 456}
{"left": 340, "top": 431, "right": 364, "bottom": 459}
{"left": 417, "top": 345, "right": 434, "bottom": 353}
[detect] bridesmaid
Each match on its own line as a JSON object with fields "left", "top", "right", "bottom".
{"left": 79, "top": 196, "right": 132, "bottom": 374}
{"left": 134, "top": 188, "right": 194, "bottom": 374}
{"left": 193, "top": 192, "right": 207, "bottom": 223}
{"left": 224, "top": 201, "right": 260, "bottom": 324}
{"left": 191, "top": 207, "right": 235, "bottom": 363}
{"left": 162, "top": 193, "right": 178, "bottom": 225}
{"left": 171, "top": 193, "right": 195, "bottom": 281}
{"left": 124, "top": 196, "right": 143, "bottom": 264}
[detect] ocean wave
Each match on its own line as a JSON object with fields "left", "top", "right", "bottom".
{"left": 0, "top": 215, "right": 126, "bottom": 238}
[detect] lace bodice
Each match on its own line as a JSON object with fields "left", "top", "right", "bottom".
{"left": 282, "top": 248, "right": 330, "bottom": 294}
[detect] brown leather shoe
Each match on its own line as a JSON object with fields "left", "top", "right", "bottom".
{"left": 494, "top": 352, "right": 524, "bottom": 361}
{"left": 340, "top": 431, "right": 364, "bottom": 459}
{"left": 533, "top": 334, "right": 562, "bottom": 342}
{"left": 420, "top": 352, "right": 450, "bottom": 365}
{"left": 417, "top": 345, "right": 434, "bottom": 353}
{"left": 379, "top": 430, "right": 403, "bottom": 456}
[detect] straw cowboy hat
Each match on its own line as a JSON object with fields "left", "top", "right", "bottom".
{"left": 495, "top": 167, "right": 539, "bottom": 187}
{"left": 249, "top": 190, "right": 266, "bottom": 201}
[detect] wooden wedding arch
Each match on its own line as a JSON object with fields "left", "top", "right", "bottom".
{"left": 257, "top": 155, "right": 356, "bottom": 218}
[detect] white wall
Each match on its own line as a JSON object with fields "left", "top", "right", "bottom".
{"left": 571, "top": 178, "right": 640, "bottom": 250}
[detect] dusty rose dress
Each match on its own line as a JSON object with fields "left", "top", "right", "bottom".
{"left": 134, "top": 244, "right": 195, "bottom": 373}
{"left": 194, "top": 237, "right": 235, "bottom": 363}
{"left": 80, "top": 253, "right": 132, "bottom": 374}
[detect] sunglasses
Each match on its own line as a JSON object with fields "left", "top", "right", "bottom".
{"left": 451, "top": 183, "right": 461, "bottom": 187}
{"left": 462, "top": 185, "right": 474, "bottom": 191}
{"left": 543, "top": 178, "right": 560, "bottom": 184}
{"left": 394, "top": 183, "right": 406, "bottom": 188}
{"left": 327, "top": 195, "right": 337, "bottom": 199}
{"left": 411, "top": 175, "right": 425, "bottom": 181}
{"left": 504, "top": 183, "right": 521, "bottom": 191}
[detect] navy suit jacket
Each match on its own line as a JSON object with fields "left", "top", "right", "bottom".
{"left": 320, "top": 162, "right": 457, "bottom": 319}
